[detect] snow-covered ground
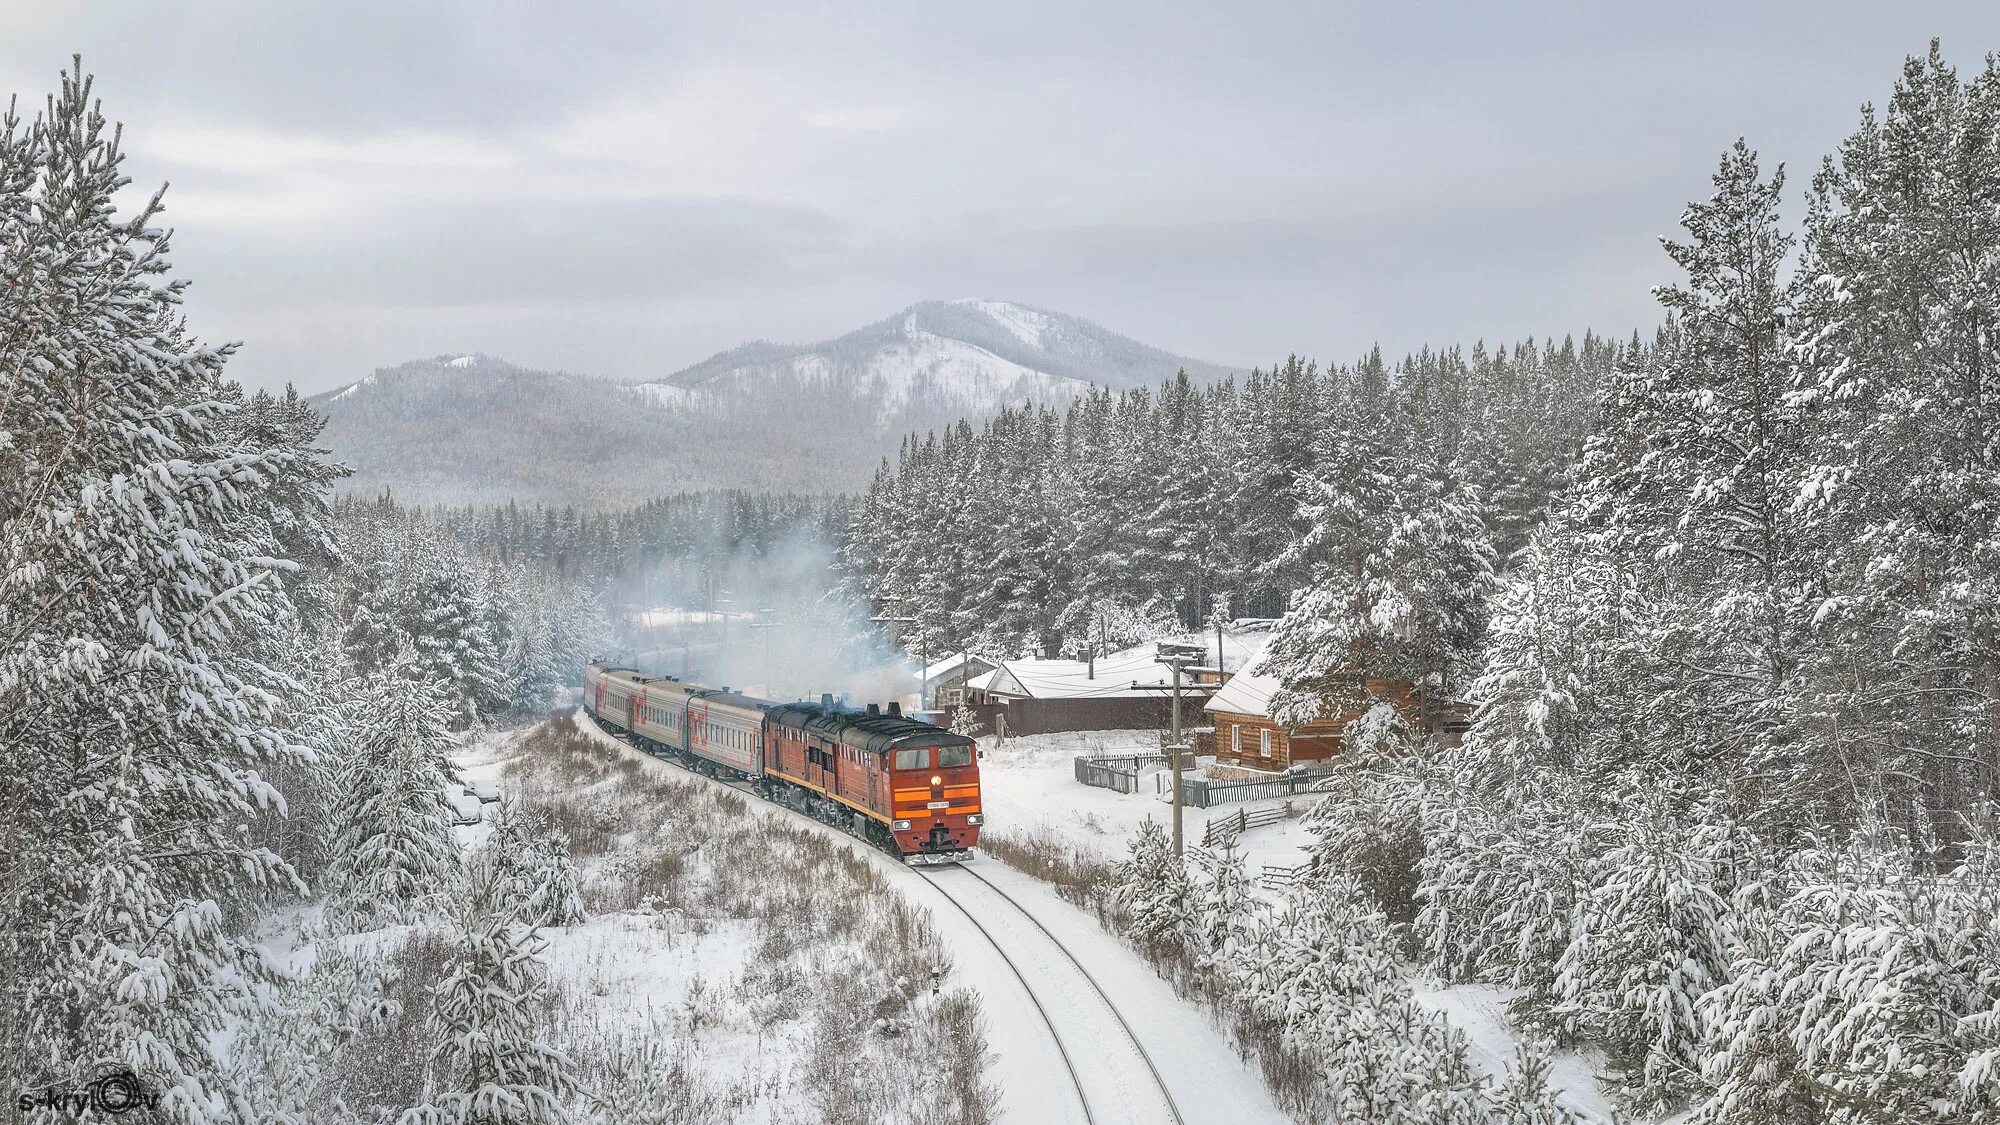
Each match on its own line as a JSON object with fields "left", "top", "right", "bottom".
{"left": 974, "top": 727, "right": 1621, "bottom": 1122}
{"left": 976, "top": 728, "right": 1318, "bottom": 877}
{"left": 453, "top": 720, "right": 995, "bottom": 1123}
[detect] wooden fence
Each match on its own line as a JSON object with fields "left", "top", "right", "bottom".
{"left": 1177, "top": 769, "right": 1329, "bottom": 808}
{"left": 1072, "top": 752, "right": 1173, "bottom": 795}
{"left": 1200, "top": 800, "right": 1307, "bottom": 847}
{"left": 1259, "top": 859, "right": 1317, "bottom": 891}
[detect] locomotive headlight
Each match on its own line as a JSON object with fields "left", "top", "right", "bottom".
{"left": 966, "top": 814, "right": 984, "bottom": 825}
{"left": 930, "top": 775, "right": 942, "bottom": 787}
{"left": 892, "top": 819, "right": 911, "bottom": 831}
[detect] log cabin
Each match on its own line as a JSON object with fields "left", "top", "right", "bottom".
{"left": 1204, "top": 665, "right": 1469, "bottom": 774}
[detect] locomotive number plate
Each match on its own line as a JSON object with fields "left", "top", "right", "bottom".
{"left": 926, "top": 801, "right": 949, "bottom": 809}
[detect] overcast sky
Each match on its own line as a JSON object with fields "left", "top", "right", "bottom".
{"left": 4, "top": 3, "right": 1994, "bottom": 394}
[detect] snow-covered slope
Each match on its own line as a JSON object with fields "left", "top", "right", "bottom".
{"left": 653, "top": 299, "right": 1235, "bottom": 416}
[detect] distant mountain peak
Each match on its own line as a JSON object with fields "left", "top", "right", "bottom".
{"left": 651, "top": 299, "right": 1234, "bottom": 414}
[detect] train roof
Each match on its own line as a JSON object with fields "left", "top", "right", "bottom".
{"left": 688, "top": 687, "right": 774, "bottom": 712}
{"left": 590, "top": 664, "right": 772, "bottom": 711}
{"left": 765, "top": 701, "right": 972, "bottom": 754}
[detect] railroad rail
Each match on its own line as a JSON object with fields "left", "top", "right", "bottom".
{"left": 918, "top": 870, "right": 1097, "bottom": 1125}
{"left": 927, "top": 865, "right": 1187, "bottom": 1125}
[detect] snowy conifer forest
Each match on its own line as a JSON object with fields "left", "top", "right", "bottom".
{"left": 3, "top": 30, "right": 2000, "bottom": 1125}
{"left": 849, "top": 45, "right": 2000, "bottom": 1122}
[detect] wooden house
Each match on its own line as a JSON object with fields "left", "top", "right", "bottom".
{"left": 951, "top": 647, "right": 1214, "bottom": 736}
{"left": 921, "top": 653, "right": 997, "bottom": 710}
{"left": 1204, "top": 666, "right": 1469, "bottom": 773}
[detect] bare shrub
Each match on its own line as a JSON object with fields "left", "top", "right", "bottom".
{"left": 313, "top": 926, "right": 455, "bottom": 1118}
{"left": 979, "top": 827, "right": 1118, "bottom": 911}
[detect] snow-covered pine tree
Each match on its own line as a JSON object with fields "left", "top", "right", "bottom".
{"left": 403, "top": 538, "right": 506, "bottom": 725}
{"left": 0, "top": 62, "right": 328, "bottom": 1120}
{"left": 1262, "top": 873, "right": 1487, "bottom": 1125}
{"left": 401, "top": 863, "right": 579, "bottom": 1125}
{"left": 1550, "top": 791, "right": 1740, "bottom": 1112}
{"left": 1696, "top": 810, "right": 2000, "bottom": 1124}
{"left": 224, "top": 384, "right": 349, "bottom": 630}
{"left": 1232, "top": 873, "right": 1382, "bottom": 1056}
{"left": 1590, "top": 139, "right": 1813, "bottom": 815}
{"left": 323, "top": 655, "right": 464, "bottom": 927}
{"left": 1300, "top": 705, "right": 1431, "bottom": 924}
{"left": 1483, "top": 1039, "right": 1583, "bottom": 1125}
{"left": 1788, "top": 44, "right": 2000, "bottom": 824}
{"left": 1262, "top": 354, "right": 1495, "bottom": 730}
{"left": 1109, "top": 818, "right": 1192, "bottom": 961}
{"left": 1184, "top": 841, "right": 1257, "bottom": 988}
{"left": 475, "top": 802, "right": 585, "bottom": 930}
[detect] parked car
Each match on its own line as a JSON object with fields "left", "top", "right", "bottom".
{"left": 464, "top": 780, "right": 502, "bottom": 803}
{"left": 447, "top": 790, "right": 483, "bottom": 826}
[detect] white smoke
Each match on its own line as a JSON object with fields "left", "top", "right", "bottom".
{"left": 614, "top": 525, "right": 920, "bottom": 709}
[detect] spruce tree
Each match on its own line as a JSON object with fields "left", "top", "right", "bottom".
{"left": 323, "top": 655, "right": 463, "bottom": 927}
{"left": 401, "top": 863, "right": 579, "bottom": 1125}
{"left": 0, "top": 62, "right": 332, "bottom": 1120}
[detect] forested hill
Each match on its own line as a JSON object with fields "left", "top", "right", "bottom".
{"left": 847, "top": 335, "right": 1619, "bottom": 663}
{"left": 310, "top": 300, "right": 1235, "bottom": 506}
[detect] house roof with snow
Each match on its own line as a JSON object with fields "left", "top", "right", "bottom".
{"left": 1205, "top": 668, "right": 1282, "bottom": 718}
{"left": 921, "top": 652, "right": 996, "bottom": 685}
{"left": 966, "top": 623, "right": 1277, "bottom": 703}
{"left": 975, "top": 647, "right": 1186, "bottom": 700}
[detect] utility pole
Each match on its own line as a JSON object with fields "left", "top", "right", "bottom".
{"left": 1156, "top": 641, "right": 1205, "bottom": 858}
{"left": 872, "top": 594, "right": 923, "bottom": 711}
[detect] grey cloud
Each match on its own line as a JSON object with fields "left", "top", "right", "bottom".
{"left": 5, "top": 0, "right": 1995, "bottom": 394}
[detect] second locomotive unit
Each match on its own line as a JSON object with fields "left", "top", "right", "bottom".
{"left": 583, "top": 662, "right": 983, "bottom": 863}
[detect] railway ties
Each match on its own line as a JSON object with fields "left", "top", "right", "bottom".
{"left": 920, "top": 866, "right": 1186, "bottom": 1125}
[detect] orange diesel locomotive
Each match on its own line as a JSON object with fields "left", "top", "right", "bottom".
{"left": 584, "top": 663, "right": 983, "bottom": 864}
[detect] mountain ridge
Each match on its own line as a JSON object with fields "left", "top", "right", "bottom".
{"left": 309, "top": 301, "right": 1238, "bottom": 505}
{"left": 653, "top": 299, "right": 1236, "bottom": 407}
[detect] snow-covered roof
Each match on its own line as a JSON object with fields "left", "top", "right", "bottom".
{"left": 965, "top": 626, "right": 1278, "bottom": 702}
{"left": 979, "top": 647, "right": 1186, "bottom": 700}
{"left": 922, "top": 652, "right": 995, "bottom": 683}
{"left": 1204, "top": 629, "right": 1280, "bottom": 718}
{"left": 1205, "top": 669, "right": 1281, "bottom": 718}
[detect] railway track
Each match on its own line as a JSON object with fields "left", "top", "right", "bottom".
{"left": 917, "top": 867, "right": 1099, "bottom": 1124}
{"left": 921, "top": 866, "right": 1187, "bottom": 1125}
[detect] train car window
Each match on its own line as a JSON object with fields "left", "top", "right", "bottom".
{"left": 938, "top": 746, "right": 974, "bottom": 768}
{"left": 893, "top": 748, "right": 930, "bottom": 771}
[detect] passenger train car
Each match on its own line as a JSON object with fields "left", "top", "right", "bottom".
{"left": 583, "top": 662, "right": 983, "bottom": 863}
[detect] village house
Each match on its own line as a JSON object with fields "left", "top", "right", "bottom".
{"left": 920, "top": 652, "right": 998, "bottom": 710}
{"left": 1204, "top": 663, "right": 1471, "bottom": 776}
{"left": 941, "top": 622, "right": 1277, "bottom": 738}
{"left": 956, "top": 646, "right": 1201, "bottom": 735}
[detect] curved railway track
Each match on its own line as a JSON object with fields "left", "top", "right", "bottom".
{"left": 921, "top": 866, "right": 1186, "bottom": 1125}
{"left": 945, "top": 864, "right": 1186, "bottom": 1125}
{"left": 917, "top": 867, "right": 1099, "bottom": 1124}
